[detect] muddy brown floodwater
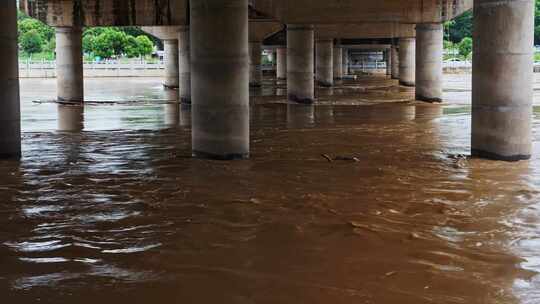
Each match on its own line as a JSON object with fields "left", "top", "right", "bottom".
{"left": 1, "top": 75, "right": 540, "bottom": 303}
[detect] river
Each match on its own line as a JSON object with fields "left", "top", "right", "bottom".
{"left": 1, "top": 74, "right": 540, "bottom": 303}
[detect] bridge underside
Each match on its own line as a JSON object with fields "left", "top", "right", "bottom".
{"left": 4, "top": 0, "right": 535, "bottom": 162}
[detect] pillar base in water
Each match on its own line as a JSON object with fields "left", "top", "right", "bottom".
{"left": 249, "top": 82, "right": 262, "bottom": 88}
{"left": 288, "top": 94, "right": 315, "bottom": 104}
{"left": 0, "top": 153, "right": 20, "bottom": 159}
{"left": 399, "top": 81, "right": 415, "bottom": 87}
{"left": 472, "top": 149, "right": 531, "bottom": 162}
{"left": 180, "top": 97, "right": 191, "bottom": 105}
{"left": 193, "top": 150, "right": 249, "bottom": 161}
{"left": 416, "top": 94, "right": 442, "bottom": 103}
{"left": 163, "top": 84, "right": 179, "bottom": 90}
{"left": 317, "top": 81, "right": 333, "bottom": 88}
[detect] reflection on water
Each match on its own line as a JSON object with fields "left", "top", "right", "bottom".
{"left": 1, "top": 75, "right": 540, "bottom": 303}
{"left": 58, "top": 104, "right": 84, "bottom": 131}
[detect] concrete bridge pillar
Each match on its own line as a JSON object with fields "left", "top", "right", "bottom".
{"left": 56, "top": 27, "right": 84, "bottom": 102}
{"left": 416, "top": 23, "right": 443, "bottom": 102}
{"left": 287, "top": 25, "right": 315, "bottom": 103}
{"left": 191, "top": 0, "right": 249, "bottom": 160}
{"left": 249, "top": 41, "right": 262, "bottom": 87}
{"left": 398, "top": 37, "right": 415, "bottom": 87}
{"left": 163, "top": 39, "right": 179, "bottom": 89}
{"left": 277, "top": 47, "right": 287, "bottom": 80}
{"left": 385, "top": 50, "right": 392, "bottom": 76}
{"left": 316, "top": 39, "right": 334, "bottom": 87}
{"left": 472, "top": 0, "right": 534, "bottom": 161}
{"left": 178, "top": 26, "right": 191, "bottom": 104}
{"left": 391, "top": 45, "right": 399, "bottom": 79}
{"left": 0, "top": 0, "right": 21, "bottom": 158}
{"left": 333, "top": 46, "right": 343, "bottom": 83}
{"left": 343, "top": 48, "right": 349, "bottom": 76}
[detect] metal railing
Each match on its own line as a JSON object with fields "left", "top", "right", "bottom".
{"left": 19, "top": 59, "right": 165, "bottom": 70}
{"left": 18, "top": 59, "right": 166, "bottom": 78}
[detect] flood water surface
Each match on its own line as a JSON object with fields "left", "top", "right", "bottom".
{"left": 2, "top": 75, "right": 540, "bottom": 303}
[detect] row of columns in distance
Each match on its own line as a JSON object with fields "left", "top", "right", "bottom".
{"left": 0, "top": 0, "right": 535, "bottom": 161}
{"left": 161, "top": 23, "right": 442, "bottom": 104}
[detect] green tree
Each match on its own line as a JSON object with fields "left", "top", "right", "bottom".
{"left": 125, "top": 35, "right": 140, "bottom": 58}
{"left": 535, "top": 0, "right": 540, "bottom": 44}
{"left": 135, "top": 35, "right": 154, "bottom": 57}
{"left": 20, "top": 29, "right": 44, "bottom": 54}
{"left": 447, "top": 11, "right": 473, "bottom": 43}
{"left": 18, "top": 18, "right": 54, "bottom": 41}
{"left": 458, "top": 37, "right": 473, "bottom": 58}
{"left": 89, "top": 28, "right": 129, "bottom": 58}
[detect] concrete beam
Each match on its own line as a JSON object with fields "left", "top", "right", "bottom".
{"left": 252, "top": 0, "right": 472, "bottom": 24}
{"left": 344, "top": 44, "right": 392, "bottom": 50}
{"left": 315, "top": 23, "right": 415, "bottom": 40}
{"left": 21, "top": 0, "right": 472, "bottom": 27}
{"left": 249, "top": 21, "right": 283, "bottom": 42}
{"left": 21, "top": 0, "right": 188, "bottom": 27}
{"left": 141, "top": 26, "right": 182, "bottom": 40}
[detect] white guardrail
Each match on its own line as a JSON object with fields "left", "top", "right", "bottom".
{"left": 19, "top": 59, "right": 165, "bottom": 78}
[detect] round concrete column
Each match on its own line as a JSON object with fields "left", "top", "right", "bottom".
{"left": 287, "top": 24, "right": 315, "bottom": 104}
{"left": 415, "top": 23, "right": 443, "bottom": 102}
{"left": 277, "top": 47, "right": 287, "bottom": 80}
{"left": 58, "top": 104, "right": 84, "bottom": 131}
{"left": 472, "top": 0, "right": 534, "bottom": 161}
{"left": 398, "top": 38, "right": 415, "bottom": 87}
{"left": 163, "top": 39, "right": 179, "bottom": 89}
{"left": 191, "top": 0, "right": 249, "bottom": 160}
{"left": 385, "top": 50, "right": 392, "bottom": 76}
{"left": 178, "top": 26, "right": 191, "bottom": 104}
{"left": 391, "top": 45, "right": 399, "bottom": 79}
{"left": 316, "top": 40, "right": 334, "bottom": 87}
{"left": 249, "top": 41, "right": 262, "bottom": 87}
{"left": 0, "top": 0, "right": 20, "bottom": 158}
{"left": 56, "top": 27, "right": 84, "bottom": 102}
{"left": 333, "top": 47, "right": 343, "bottom": 83}
{"left": 343, "top": 49, "right": 349, "bottom": 76}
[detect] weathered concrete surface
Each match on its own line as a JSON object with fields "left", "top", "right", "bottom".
{"left": 472, "top": 0, "right": 534, "bottom": 161}
{"left": 345, "top": 44, "right": 391, "bottom": 50}
{"left": 342, "top": 48, "right": 349, "bottom": 75}
{"left": 287, "top": 24, "right": 315, "bottom": 104}
{"left": 21, "top": 1, "right": 472, "bottom": 27}
{"left": 315, "top": 23, "right": 415, "bottom": 40}
{"left": 391, "top": 44, "right": 399, "bottom": 79}
{"left": 316, "top": 40, "right": 333, "bottom": 87}
{"left": 249, "top": 21, "right": 283, "bottom": 42}
{"left": 415, "top": 23, "right": 443, "bottom": 102}
{"left": 0, "top": 0, "right": 21, "bottom": 159}
{"left": 333, "top": 46, "right": 343, "bottom": 82}
{"left": 56, "top": 26, "right": 84, "bottom": 102}
{"left": 191, "top": 0, "right": 249, "bottom": 160}
{"left": 163, "top": 39, "right": 179, "bottom": 89}
{"left": 249, "top": 42, "right": 263, "bottom": 87}
{"left": 21, "top": 0, "right": 188, "bottom": 27}
{"left": 399, "top": 37, "right": 415, "bottom": 87}
{"left": 276, "top": 47, "right": 287, "bottom": 79}
{"left": 385, "top": 49, "right": 391, "bottom": 76}
{"left": 141, "top": 26, "right": 182, "bottom": 40}
{"left": 251, "top": 0, "right": 473, "bottom": 24}
{"left": 178, "top": 26, "right": 190, "bottom": 104}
